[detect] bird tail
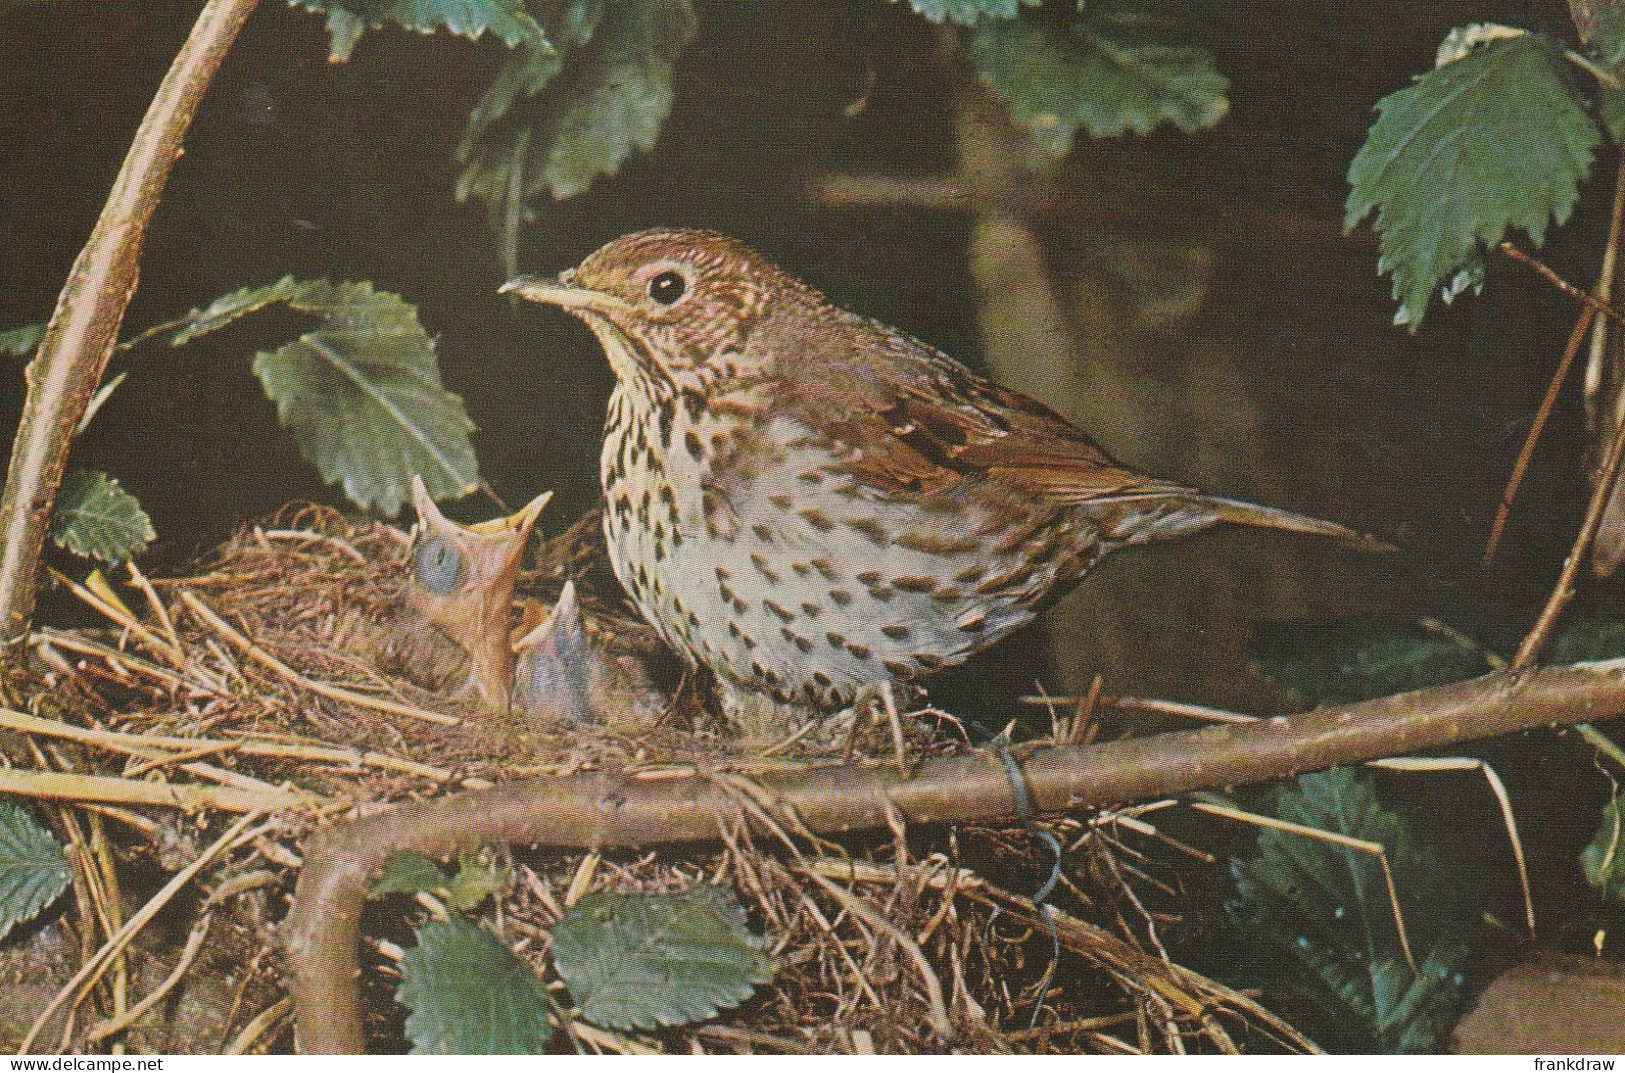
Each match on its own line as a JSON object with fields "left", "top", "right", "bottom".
{"left": 1196, "top": 496, "right": 1395, "bottom": 553}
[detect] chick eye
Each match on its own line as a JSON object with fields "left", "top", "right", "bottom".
{"left": 648, "top": 270, "right": 687, "bottom": 305}
{"left": 413, "top": 536, "right": 464, "bottom": 594}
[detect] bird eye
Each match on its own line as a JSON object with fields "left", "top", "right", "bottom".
{"left": 413, "top": 536, "right": 464, "bottom": 594}
{"left": 647, "top": 270, "right": 687, "bottom": 306}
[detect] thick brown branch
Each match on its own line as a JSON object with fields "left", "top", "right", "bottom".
{"left": 0, "top": 0, "right": 260, "bottom": 656}
{"left": 288, "top": 661, "right": 1625, "bottom": 1052}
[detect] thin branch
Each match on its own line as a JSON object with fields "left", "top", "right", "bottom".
{"left": 1498, "top": 242, "right": 1625, "bottom": 329}
{"left": 0, "top": 0, "right": 261, "bottom": 658}
{"left": 288, "top": 661, "right": 1625, "bottom": 1052}
{"left": 1483, "top": 304, "right": 1596, "bottom": 566}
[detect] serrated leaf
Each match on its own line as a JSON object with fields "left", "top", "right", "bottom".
{"left": 397, "top": 917, "right": 553, "bottom": 1054}
{"left": 967, "top": 0, "right": 1228, "bottom": 155}
{"left": 0, "top": 797, "right": 71, "bottom": 942}
{"left": 1227, "top": 769, "right": 1468, "bottom": 1054}
{"left": 551, "top": 886, "right": 772, "bottom": 1031}
{"left": 1581, "top": 793, "right": 1625, "bottom": 901}
{"left": 1251, "top": 620, "right": 1489, "bottom": 708}
{"left": 289, "top": 0, "right": 542, "bottom": 60}
{"left": 1345, "top": 31, "right": 1599, "bottom": 330}
{"left": 456, "top": 0, "right": 695, "bottom": 273}
{"left": 0, "top": 323, "right": 43, "bottom": 357}
{"left": 50, "top": 469, "right": 155, "bottom": 563}
{"left": 904, "top": 0, "right": 1035, "bottom": 26}
{"left": 142, "top": 277, "right": 480, "bottom": 514}
{"left": 369, "top": 850, "right": 450, "bottom": 899}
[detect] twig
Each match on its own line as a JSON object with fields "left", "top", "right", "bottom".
{"left": 1483, "top": 304, "right": 1597, "bottom": 566}
{"left": 0, "top": 766, "right": 310, "bottom": 814}
{"left": 178, "top": 590, "right": 460, "bottom": 727}
{"left": 85, "top": 915, "right": 211, "bottom": 1043}
{"left": 1499, "top": 242, "right": 1625, "bottom": 329}
{"left": 223, "top": 996, "right": 292, "bottom": 1055}
{"left": 1189, "top": 800, "right": 1419, "bottom": 977}
{"left": 0, "top": 0, "right": 262, "bottom": 656}
{"left": 21, "top": 811, "right": 265, "bottom": 1054}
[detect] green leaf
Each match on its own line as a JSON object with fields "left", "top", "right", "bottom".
{"left": 456, "top": 0, "right": 696, "bottom": 274}
{"left": 446, "top": 856, "right": 508, "bottom": 913}
{"left": 289, "top": 0, "right": 542, "bottom": 60}
{"left": 1345, "top": 30, "right": 1599, "bottom": 329}
{"left": 50, "top": 469, "right": 155, "bottom": 563}
{"left": 1227, "top": 769, "right": 1468, "bottom": 1054}
{"left": 397, "top": 917, "right": 553, "bottom": 1054}
{"left": 1581, "top": 792, "right": 1625, "bottom": 901}
{"left": 1589, "top": 5, "right": 1625, "bottom": 69}
{"left": 904, "top": 0, "right": 1035, "bottom": 26}
{"left": 0, "top": 323, "right": 43, "bottom": 357}
{"left": 0, "top": 797, "right": 71, "bottom": 942}
{"left": 967, "top": 0, "right": 1228, "bottom": 154}
{"left": 1251, "top": 620, "right": 1490, "bottom": 708}
{"left": 369, "top": 850, "right": 450, "bottom": 899}
{"left": 551, "top": 886, "right": 772, "bottom": 1031}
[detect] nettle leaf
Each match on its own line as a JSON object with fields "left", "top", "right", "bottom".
{"left": 370, "top": 850, "right": 450, "bottom": 899}
{"left": 155, "top": 277, "right": 478, "bottom": 516}
{"left": 1599, "top": 87, "right": 1625, "bottom": 144}
{"left": 905, "top": 0, "right": 1036, "bottom": 26}
{"left": 1227, "top": 769, "right": 1468, "bottom": 1054}
{"left": 551, "top": 886, "right": 772, "bottom": 1031}
{"left": 397, "top": 917, "right": 553, "bottom": 1054}
{"left": 456, "top": 0, "right": 696, "bottom": 273}
{"left": 0, "top": 323, "right": 43, "bottom": 357}
{"left": 0, "top": 797, "right": 71, "bottom": 942}
{"left": 50, "top": 469, "right": 155, "bottom": 563}
{"left": 289, "top": 0, "right": 542, "bottom": 61}
{"left": 1581, "top": 793, "right": 1625, "bottom": 901}
{"left": 968, "top": 0, "right": 1228, "bottom": 154}
{"left": 1251, "top": 620, "right": 1489, "bottom": 708}
{"left": 1346, "top": 30, "right": 1599, "bottom": 330}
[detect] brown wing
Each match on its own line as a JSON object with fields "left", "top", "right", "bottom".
{"left": 763, "top": 312, "right": 1188, "bottom": 504}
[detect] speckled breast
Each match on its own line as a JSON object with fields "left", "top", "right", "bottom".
{"left": 599, "top": 379, "right": 1098, "bottom": 712}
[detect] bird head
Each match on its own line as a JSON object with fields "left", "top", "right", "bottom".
{"left": 502, "top": 228, "right": 819, "bottom": 392}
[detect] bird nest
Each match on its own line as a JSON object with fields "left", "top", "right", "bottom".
{"left": 1, "top": 501, "right": 1315, "bottom": 1055}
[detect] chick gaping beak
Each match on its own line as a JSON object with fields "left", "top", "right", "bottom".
{"left": 500, "top": 272, "right": 637, "bottom": 318}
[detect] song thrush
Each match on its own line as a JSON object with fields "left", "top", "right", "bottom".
{"left": 504, "top": 229, "right": 1384, "bottom": 724}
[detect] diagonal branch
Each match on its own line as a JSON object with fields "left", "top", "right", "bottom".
{"left": 0, "top": 0, "right": 261, "bottom": 661}
{"left": 288, "top": 660, "right": 1625, "bottom": 1053}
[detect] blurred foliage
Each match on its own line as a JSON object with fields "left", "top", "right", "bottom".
{"left": 1251, "top": 620, "right": 1492, "bottom": 708}
{"left": 904, "top": 0, "right": 1038, "bottom": 26}
{"left": 1226, "top": 769, "right": 1470, "bottom": 1054}
{"left": 0, "top": 324, "right": 43, "bottom": 358}
{"left": 455, "top": 0, "right": 698, "bottom": 276}
{"left": 285, "top": 0, "right": 1233, "bottom": 271}
{"left": 968, "top": 0, "right": 1228, "bottom": 151}
{"left": 1581, "top": 792, "right": 1625, "bottom": 901}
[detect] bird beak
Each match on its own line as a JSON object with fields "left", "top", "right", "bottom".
{"left": 500, "top": 274, "right": 636, "bottom": 318}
